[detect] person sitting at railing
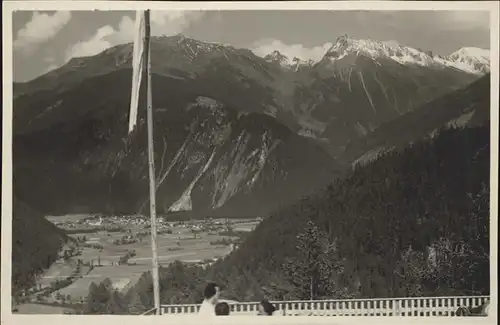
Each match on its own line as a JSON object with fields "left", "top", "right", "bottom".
{"left": 215, "top": 302, "right": 230, "bottom": 316}
{"left": 456, "top": 300, "right": 490, "bottom": 317}
{"left": 198, "top": 282, "right": 220, "bottom": 316}
{"left": 258, "top": 299, "right": 276, "bottom": 316}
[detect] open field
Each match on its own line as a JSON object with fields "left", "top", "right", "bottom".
{"left": 55, "top": 265, "right": 151, "bottom": 298}
{"left": 32, "top": 220, "right": 248, "bottom": 302}
{"left": 232, "top": 222, "right": 257, "bottom": 232}
{"left": 14, "top": 303, "right": 73, "bottom": 314}
{"left": 39, "top": 262, "right": 75, "bottom": 286}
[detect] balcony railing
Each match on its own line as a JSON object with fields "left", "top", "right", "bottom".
{"left": 142, "top": 295, "right": 490, "bottom": 316}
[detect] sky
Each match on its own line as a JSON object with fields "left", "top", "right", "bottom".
{"left": 12, "top": 10, "right": 491, "bottom": 82}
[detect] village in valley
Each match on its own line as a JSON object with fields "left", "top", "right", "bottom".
{"left": 16, "top": 214, "right": 260, "bottom": 313}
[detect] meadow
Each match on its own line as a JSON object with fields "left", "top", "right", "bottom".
{"left": 14, "top": 303, "right": 73, "bottom": 314}
{"left": 42, "top": 225, "right": 238, "bottom": 301}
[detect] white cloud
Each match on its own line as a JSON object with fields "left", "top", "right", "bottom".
{"left": 65, "top": 25, "right": 116, "bottom": 60}
{"left": 251, "top": 39, "right": 332, "bottom": 62}
{"left": 44, "top": 64, "right": 59, "bottom": 74}
{"left": 64, "top": 10, "right": 205, "bottom": 62}
{"left": 14, "top": 11, "right": 71, "bottom": 55}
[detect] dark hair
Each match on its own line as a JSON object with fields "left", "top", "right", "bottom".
{"left": 456, "top": 307, "right": 471, "bottom": 316}
{"left": 204, "top": 282, "right": 218, "bottom": 299}
{"left": 215, "top": 302, "right": 230, "bottom": 316}
{"left": 260, "top": 299, "right": 276, "bottom": 316}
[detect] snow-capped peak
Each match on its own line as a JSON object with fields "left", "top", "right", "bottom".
{"left": 450, "top": 47, "right": 490, "bottom": 60}
{"left": 264, "top": 50, "right": 291, "bottom": 68}
{"left": 324, "top": 34, "right": 437, "bottom": 67}
{"left": 322, "top": 35, "right": 490, "bottom": 75}
{"left": 434, "top": 47, "right": 490, "bottom": 75}
{"left": 154, "top": 34, "right": 235, "bottom": 55}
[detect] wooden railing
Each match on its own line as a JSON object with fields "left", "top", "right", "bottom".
{"left": 147, "top": 296, "right": 490, "bottom": 316}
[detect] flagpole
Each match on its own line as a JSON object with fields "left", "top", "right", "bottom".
{"left": 144, "top": 9, "right": 161, "bottom": 315}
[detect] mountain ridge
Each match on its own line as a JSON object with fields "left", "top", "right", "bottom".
{"left": 13, "top": 34, "right": 488, "bottom": 216}
{"left": 15, "top": 34, "right": 489, "bottom": 97}
{"left": 262, "top": 35, "right": 490, "bottom": 75}
{"left": 14, "top": 69, "right": 341, "bottom": 216}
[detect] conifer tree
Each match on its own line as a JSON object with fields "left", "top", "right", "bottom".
{"left": 282, "top": 219, "right": 344, "bottom": 300}
{"left": 105, "top": 290, "right": 126, "bottom": 314}
{"left": 127, "top": 291, "right": 147, "bottom": 315}
{"left": 84, "top": 282, "right": 101, "bottom": 314}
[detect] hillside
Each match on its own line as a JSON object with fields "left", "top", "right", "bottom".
{"left": 113, "top": 122, "right": 490, "bottom": 314}
{"left": 209, "top": 125, "right": 490, "bottom": 299}
{"left": 13, "top": 69, "right": 340, "bottom": 216}
{"left": 12, "top": 197, "right": 67, "bottom": 296}
{"left": 14, "top": 35, "right": 481, "bottom": 154}
{"left": 345, "top": 74, "right": 491, "bottom": 166}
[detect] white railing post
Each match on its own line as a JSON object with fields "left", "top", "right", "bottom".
{"left": 280, "top": 302, "right": 286, "bottom": 316}
{"left": 156, "top": 295, "right": 490, "bottom": 316}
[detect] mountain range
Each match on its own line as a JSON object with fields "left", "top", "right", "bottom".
{"left": 11, "top": 33, "right": 491, "bottom": 302}
{"left": 13, "top": 34, "right": 490, "bottom": 218}
{"left": 263, "top": 37, "right": 490, "bottom": 76}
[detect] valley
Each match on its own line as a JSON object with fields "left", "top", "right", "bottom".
{"left": 14, "top": 214, "right": 259, "bottom": 313}
{"left": 9, "top": 16, "right": 492, "bottom": 315}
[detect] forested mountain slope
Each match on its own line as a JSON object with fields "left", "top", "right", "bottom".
{"left": 344, "top": 74, "right": 491, "bottom": 166}
{"left": 113, "top": 124, "right": 490, "bottom": 313}
{"left": 11, "top": 197, "right": 67, "bottom": 297}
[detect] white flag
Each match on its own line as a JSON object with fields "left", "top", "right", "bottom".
{"left": 128, "top": 11, "right": 146, "bottom": 135}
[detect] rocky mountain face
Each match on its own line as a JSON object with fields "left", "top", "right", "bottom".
{"left": 14, "top": 69, "right": 340, "bottom": 216}
{"left": 263, "top": 50, "right": 315, "bottom": 72}
{"left": 13, "top": 34, "right": 489, "bottom": 216}
{"left": 285, "top": 36, "right": 486, "bottom": 158}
